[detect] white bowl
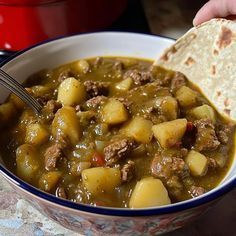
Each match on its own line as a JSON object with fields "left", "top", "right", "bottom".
{"left": 0, "top": 32, "right": 235, "bottom": 235}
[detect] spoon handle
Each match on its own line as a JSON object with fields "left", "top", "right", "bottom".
{"left": 0, "top": 69, "right": 42, "bottom": 114}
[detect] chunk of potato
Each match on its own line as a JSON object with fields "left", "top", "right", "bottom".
{"left": 122, "top": 116, "right": 153, "bottom": 143}
{"left": 175, "top": 86, "right": 197, "bottom": 107}
{"left": 57, "top": 77, "right": 86, "bottom": 106}
{"left": 0, "top": 102, "right": 16, "bottom": 124}
{"left": 101, "top": 99, "right": 128, "bottom": 125}
{"left": 9, "top": 93, "right": 25, "bottom": 110}
{"left": 25, "top": 123, "right": 49, "bottom": 145}
{"left": 115, "top": 78, "right": 133, "bottom": 91}
{"left": 152, "top": 119, "right": 187, "bottom": 148}
{"left": 16, "top": 144, "right": 40, "bottom": 183}
{"left": 38, "top": 171, "right": 62, "bottom": 192}
{"left": 155, "top": 96, "right": 178, "bottom": 120}
{"left": 20, "top": 109, "right": 37, "bottom": 128}
{"left": 129, "top": 177, "right": 171, "bottom": 208}
{"left": 30, "top": 85, "right": 51, "bottom": 98}
{"left": 189, "top": 105, "right": 216, "bottom": 123}
{"left": 75, "top": 60, "right": 90, "bottom": 73}
{"left": 52, "top": 106, "right": 80, "bottom": 145}
{"left": 185, "top": 150, "right": 208, "bottom": 176}
{"left": 82, "top": 167, "right": 121, "bottom": 196}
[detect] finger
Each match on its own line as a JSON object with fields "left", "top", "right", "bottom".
{"left": 193, "top": 0, "right": 236, "bottom": 26}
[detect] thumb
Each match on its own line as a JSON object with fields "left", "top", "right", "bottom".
{"left": 193, "top": 0, "right": 236, "bottom": 26}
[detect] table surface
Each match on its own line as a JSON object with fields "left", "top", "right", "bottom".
{"left": 1, "top": 0, "right": 235, "bottom": 235}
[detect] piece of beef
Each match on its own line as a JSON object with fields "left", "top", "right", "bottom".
{"left": 42, "top": 100, "right": 62, "bottom": 121}
{"left": 44, "top": 143, "right": 63, "bottom": 171}
{"left": 93, "top": 57, "right": 103, "bottom": 68}
{"left": 85, "top": 96, "right": 107, "bottom": 109}
{"left": 160, "top": 75, "right": 172, "bottom": 86}
{"left": 208, "top": 157, "right": 218, "bottom": 168}
{"left": 194, "top": 119, "right": 220, "bottom": 151}
{"left": 84, "top": 81, "right": 110, "bottom": 98}
{"left": 113, "top": 61, "right": 124, "bottom": 71}
{"left": 179, "top": 148, "right": 189, "bottom": 158}
{"left": 121, "top": 160, "right": 135, "bottom": 182}
{"left": 36, "top": 97, "right": 47, "bottom": 106}
{"left": 170, "top": 72, "right": 186, "bottom": 92}
{"left": 104, "top": 138, "right": 136, "bottom": 166}
{"left": 123, "top": 69, "right": 153, "bottom": 85}
{"left": 46, "top": 100, "right": 62, "bottom": 113}
{"left": 189, "top": 186, "right": 206, "bottom": 198}
{"left": 216, "top": 124, "right": 233, "bottom": 144}
{"left": 58, "top": 69, "right": 74, "bottom": 83}
{"left": 151, "top": 152, "right": 190, "bottom": 199}
{"left": 151, "top": 154, "right": 188, "bottom": 180}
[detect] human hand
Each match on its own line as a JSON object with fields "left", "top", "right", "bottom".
{"left": 193, "top": 0, "right": 236, "bottom": 26}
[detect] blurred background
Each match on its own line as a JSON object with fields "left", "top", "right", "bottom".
{"left": 0, "top": 0, "right": 207, "bottom": 52}
{"left": 142, "top": 0, "right": 207, "bottom": 38}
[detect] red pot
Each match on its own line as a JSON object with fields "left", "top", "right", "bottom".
{"left": 0, "top": 0, "right": 127, "bottom": 51}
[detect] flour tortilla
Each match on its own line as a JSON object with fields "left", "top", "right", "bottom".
{"left": 155, "top": 18, "right": 236, "bottom": 121}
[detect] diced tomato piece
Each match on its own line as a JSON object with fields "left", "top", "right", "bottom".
{"left": 186, "top": 121, "right": 194, "bottom": 132}
{"left": 92, "top": 152, "right": 105, "bottom": 167}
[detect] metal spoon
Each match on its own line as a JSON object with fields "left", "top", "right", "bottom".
{"left": 0, "top": 69, "right": 42, "bottom": 114}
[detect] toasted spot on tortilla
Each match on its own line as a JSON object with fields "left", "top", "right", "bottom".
{"left": 184, "top": 57, "right": 195, "bottom": 66}
{"left": 224, "top": 109, "right": 231, "bottom": 115}
{"left": 211, "top": 65, "right": 216, "bottom": 75}
{"left": 160, "top": 54, "right": 169, "bottom": 61}
{"left": 190, "top": 33, "right": 197, "bottom": 40}
{"left": 171, "top": 47, "right": 177, "bottom": 54}
{"left": 217, "top": 26, "right": 233, "bottom": 49}
{"left": 224, "top": 98, "right": 230, "bottom": 107}
{"left": 217, "top": 91, "right": 221, "bottom": 97}
{"left": 213, "top": 49, "right": 219, "bottom": 55}
{"left": 160, "top": 47, "right": 177, "bottom": 61}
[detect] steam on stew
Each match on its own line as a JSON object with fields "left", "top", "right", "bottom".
{"left": 0, "top": 57, "right": 235, "bottom": 208}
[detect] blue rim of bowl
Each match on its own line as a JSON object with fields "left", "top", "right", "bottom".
{"left": 0, "top": 32, "right": 235, "bottom": 217}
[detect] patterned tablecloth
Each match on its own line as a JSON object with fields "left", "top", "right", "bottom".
{"left": 0, "top": 0, "right": 235, "bottom": 235}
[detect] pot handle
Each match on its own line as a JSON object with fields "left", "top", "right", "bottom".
{"left": 0, "top": 50, "right": 17, "bottom": 63}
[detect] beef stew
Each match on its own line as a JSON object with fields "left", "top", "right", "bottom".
{"left": 0, "top": 57, "right": 235, "bottom": 208}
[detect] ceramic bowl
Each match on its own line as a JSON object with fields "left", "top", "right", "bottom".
{"left": 0, "top": 32, "right": 235, "bottom": 235}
